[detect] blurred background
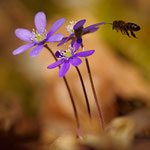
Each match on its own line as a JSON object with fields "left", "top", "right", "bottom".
{"left": 0, "top": 0, "right": 150, "bottom": 150}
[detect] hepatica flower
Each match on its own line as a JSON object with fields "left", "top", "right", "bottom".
{"left": 58, "top": 19, "right": 106, "bottom": 46}
{"left": 13, "top": 12, "right": 65, "bottom": 57}
{"left": 47, "top": 42, "right": 95, "bottom": 77}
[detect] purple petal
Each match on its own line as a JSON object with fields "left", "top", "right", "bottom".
{"left": 47, "top": 18, "right": 65, "bottom": 38}
{"left": 55, "top": 51, "right": 64, "bottom": 58}
{"left": 15, "top": 28, "right": 32, "bottom": 41}
{"left": 70, "top": 57, "right": 82, "bottom": 66}
{"left": 30, "top": 43, "right": 44, "bottom": 57}
{"left": 13, "top": 43, "right": 35, "bottom": 55}
{"left": 82, "top": 27, "right": 100, "bottom": 35}
{"left": 72, "top": 39, "right": 82, "bottom": 53}
{"left": 57, "top": 37, "right": 68, "bottom": 46}
{"left": 46, "top": 33, "right": 64, "bottom": 42}
{"left": 71, "top": 38, "right": 76, "bottom": 46}
{"left": 73, "top": 19, "right": 86, "bottom": 30}
{"left": 47, "top": 59, "right": 65, "bottom": 69}
{"left": 75, "top": 50, "right": 95, "bottom": 57}
{"left": 34, "top": 12, "right": 46, "bottom": 33}
{"left": 87, "top": 27, "right": 99, "bottom": 33}
{"left": 57, "top": 33, "right": 74, "bottom": 46}
{"left": 59, "top": 62, "right": 70, "bottom": 77}
{"left": 83, "top": 22, "right": 106, "bottom": 33}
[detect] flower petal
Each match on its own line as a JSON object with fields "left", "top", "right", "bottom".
{"left": 46, "top": 33, "right": 64, "bottom": 42}
{"left": 57, "top": 37, "right": 68, "bottom": 46}
{"left": 15, "top": 28, "right": 32, "bottom": 41}
{"left": 71, "top": 38, "right": 76, "bottom": 46}
{"left": 82, "top": 28, "right": 99, "bottom": 35}
{"left": 13, "top": 43, "right": 35, "bottom": 55}
{"left": 70, "top": 57, "right": 82, "bottom": 66}
{"left": 55, "top": 51, "right": 64, "bottom": 58}
{"left": 47, "top": 18, "right": 65, "bottom": 38}
{"left": 72, "top": 39, "right": 82, "bottom": 53}
{"left": 30, "top": 43, "right": 44, "bottom": 57}
{"left": 75, "top": 50, "right": 95, "bottom": 57}
{"left": 88, "top": 27, "right": 99, "bottom": 32}
{"left": 34, "top": 12, "right": 46, "bottom": 33}
{"left": 82, "top": 22, "right": 106, "bottom": 33}
{"left": 73, "top": 19, "right": 86, "bottom": 30}
{"left": 57, "top": 33, "right": 74, "bottom": 46}
{"left": 47, "top": 59, "right": 65, "bottom": 69}
{"left": 59, "top": 62, "right": 70, "bottom": 77}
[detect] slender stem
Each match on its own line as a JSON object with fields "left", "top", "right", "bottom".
{"left": 44, "top": 44, "right": 82, "bottom": 137}
{"left": 81, "top": 44, "right": 105, "bottom": 130}
{"left": 75, "top": 66, "right": 91, "bottom": 119}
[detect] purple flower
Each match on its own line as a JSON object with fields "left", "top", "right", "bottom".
{"left": 13, "top": 12, "right": 65, "bottom": 57}
{"left": 58, "top": 20, "right": 106, "bottom": 46}
{"left": 47, "top": 41, "right": 95, "bottom": 77}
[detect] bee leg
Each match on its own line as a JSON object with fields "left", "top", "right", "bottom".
{"left": 121, "top": 29, "right": 123, "bottom": 34}
{"left": 122, "top": 29, "right": 126, "bottom": 35}
{"left": 125, "top": 29, "right": 130, "bottom": 37}
{"left": 131, "top": 31, "right": 137, "bottom": 38}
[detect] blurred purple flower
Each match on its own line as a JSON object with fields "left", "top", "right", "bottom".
{"left": 13, "top": 12, "right": 65, "bottom": 57}
{"left": 58, "top": 20, "right": 106, "bottom": 46}
{"left": 47, "top": 41, "right": 95, "bottom": 77}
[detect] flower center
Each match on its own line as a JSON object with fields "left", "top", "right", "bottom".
{"left": 66, "top": 21, "right": 77, "bottom": 34}
{"left": 64, "top": 49, "right": 72, "bottom": 58}
{"left": 56, "top": 48, "right": 72, "bottom": 59}
{"left": 31, "top": 29, "right": 47, "bottom": 43}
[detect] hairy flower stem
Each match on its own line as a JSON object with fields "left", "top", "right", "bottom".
{"left": 75, "top": 66, "right": 92, "bottom": 120}
{"left": 81, "top": 44, "right": 105, "bottom": 130}
{"left": 44, "top": 44, "right": 82, "bottom": 137}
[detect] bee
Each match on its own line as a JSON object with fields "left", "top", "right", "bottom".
{"left": 111, "top": 20, "right": 140, "bottom": 38}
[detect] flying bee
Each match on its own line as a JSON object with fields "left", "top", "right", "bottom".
{"left": 109, "top": 20, "right": 140, "bottom": 38}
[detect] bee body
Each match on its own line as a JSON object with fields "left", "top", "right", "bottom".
{"left": 112, "top": 20, "right": 140, "bottom": 38}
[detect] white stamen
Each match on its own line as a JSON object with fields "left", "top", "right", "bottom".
{"left": 58, "top": 45, "right": 73, "bottom": 59}
{"left": 82, "top": 46, "right": 86, "bottom": 51}
{"left": 66, "top": 21, "right": 77, "bottom": 34}
{"left": 30, "top": 29, "right": 47, "bottom": 43}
